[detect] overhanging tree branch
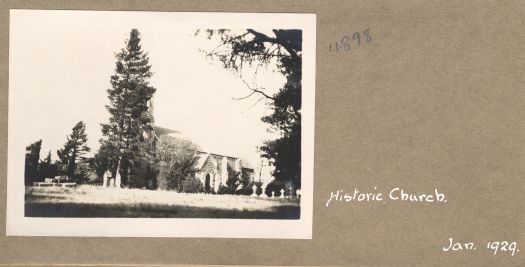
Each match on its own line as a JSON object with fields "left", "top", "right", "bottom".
{"left": 240, "top": 80, "right": 277, "bottom": 102}
{"left": 246, "top": 29, "right": 299, "bottom": 60}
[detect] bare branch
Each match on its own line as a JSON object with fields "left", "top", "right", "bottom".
{"left": 232, "top": 90, "right": 257, "bottom": 100}
{"left": 241, "top": 97, "right": 266, "bottom": 113}
{"left": 241, "top": 79, "right": 276, "bottom": 101}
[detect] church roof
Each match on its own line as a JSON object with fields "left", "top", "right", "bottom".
{"left": 198, "top": 150, "right": 236, "bottom": 160}
{"left": 154, "top": 126, "right": 255, "bottom": 171}
{"left": 190, "top": 153, "right": 210, "bottom": 171}
{"left": 189, "top": 152, "right": 255, "bottom": 172}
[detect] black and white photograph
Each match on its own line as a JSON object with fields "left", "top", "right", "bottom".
{"left": 7, "top": 10, "right": 315, "bottom": 238}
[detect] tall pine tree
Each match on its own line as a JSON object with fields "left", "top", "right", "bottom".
{"left": 101, "top": 29, "right": 156, "bottom": 188}
{"left": 57, "top": 121, "right": 91, "bottom": 180}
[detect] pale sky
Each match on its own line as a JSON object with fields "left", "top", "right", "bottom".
{"left": 10, "top": 10, "right": 288, "bottom": 167}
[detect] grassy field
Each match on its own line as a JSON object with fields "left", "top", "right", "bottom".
{"left": 25, "top": 185, "right": 300, "bottom": 219}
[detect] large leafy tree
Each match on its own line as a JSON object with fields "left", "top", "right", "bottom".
{"left": 57, "top": 121, "right": 91, "bottom": 180}
{"left": 101, "top": 29, "right": 156, "bottom": 188}
{"left": 156, "top": 135, "right": 199, "bottom": 191}
{"left": 198, "top": 29, "right": 302, "bottom": 189}
{"left": 24, "top": 139, "right": 42, "bottom": 185}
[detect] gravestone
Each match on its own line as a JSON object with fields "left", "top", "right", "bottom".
{"left": 261, "top": 183, "right": 267, "bottom": 197}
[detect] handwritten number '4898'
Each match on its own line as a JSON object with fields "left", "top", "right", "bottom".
{"left": 330, "top": 29, "right": 372, "bottom": 53}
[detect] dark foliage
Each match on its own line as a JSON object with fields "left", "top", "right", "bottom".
{"left": 180, "top": 178, "right": 204, "bottom": 193}
{"left": 264, "top": 179, "right": 285, "bottom": 197}
{"left": 90, "top": 141, "right": 119, "bottom": 180}
{"left": 24, "top": 139, "right": 42, "bottom": 185}
{"left": 219, "top": 165, "right": 260, "bottom": 195}
{"left": 73, "top": 162, "right": 94, "bottom": 184}
{"left": 219, "top": 164, "right": 240, "bottom": 194}
{"left": 236, "top": 170, "right": 258, "bottom": 195}
{"left": 56, "top": 121, "right": 91, "bottom": 182}
{"left": 38, "top": 151, "right": 59, "bottom": 179}
{"left": 101, "top": 29, "right": 156, "bottom": 187}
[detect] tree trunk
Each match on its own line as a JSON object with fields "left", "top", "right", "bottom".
{"left": 68, "top": 150, "right": 76, "bottom": 180}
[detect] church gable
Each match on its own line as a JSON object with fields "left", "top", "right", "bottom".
{"left": 199, "top": 154, "right": 217, "bottom": 174}
{"left": 192, "top": 153, "right": 222, "bottom": 193}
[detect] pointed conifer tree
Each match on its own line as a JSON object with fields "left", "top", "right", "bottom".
{"left": 101, "top": 29, "right": 156, "bottom": 188}
{"left": 57, "top": 121, "right": 91, "bottom": 179}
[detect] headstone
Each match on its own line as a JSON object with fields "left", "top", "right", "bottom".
{"left": 271, "top": 191, "right": 275, "bottom": 198}
{"left": 102, "top": 171, "right": 108, "bottom": 187}
{"left": 115, "top": 175, "right": 121, "bottom": 188}
{"left": 251, "top": 184, "right": 258, "bottom": 197}
{"left": 289, "top": 186, "right": 294, "bottom": 198}
{"left": 260, "top": 183, "right": 267, "bottom": 197}
{"left": 296, "top": 189, "right": 301, "bottom": 198}
{"left": 279, "top": 189, "right": 285, "bottom": 198}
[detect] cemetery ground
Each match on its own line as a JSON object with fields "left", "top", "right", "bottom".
{"left": 25, "top": 185, "right": 300, "bottom": 219}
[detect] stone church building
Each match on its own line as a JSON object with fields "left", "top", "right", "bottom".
{"left": 102, "top": 100, "right": 257, "bottom": 191}
{"left": 154, "top": 126, "right": 254, "bottom": 193}
{"left": 191, "top": 151, "right": 254, "bottom": 193}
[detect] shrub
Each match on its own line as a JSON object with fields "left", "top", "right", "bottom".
{"left": 254, "top": 182, "right": 263, "bottom": 195}
{"left": 236, "top": 181, "right": 263, "bottom": 196}
{"left": 72, "top": 162, "right": 97, "bottom": 184}
{"left": 264, "top": 179, "right": 285, "bottom": 197}
{"left": 180, "top": 178, "right": 204, "bottom": 193}
{"left": 217, "top": 184, "right": 235, "bottom": 195}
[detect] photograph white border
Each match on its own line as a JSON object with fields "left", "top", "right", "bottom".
{"left": 6, "top": 10, "right": 316, "bottom": 239}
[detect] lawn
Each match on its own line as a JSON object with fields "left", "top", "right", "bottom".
{"left": 25, "top": 185, "right": 300, "bottom": 219}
